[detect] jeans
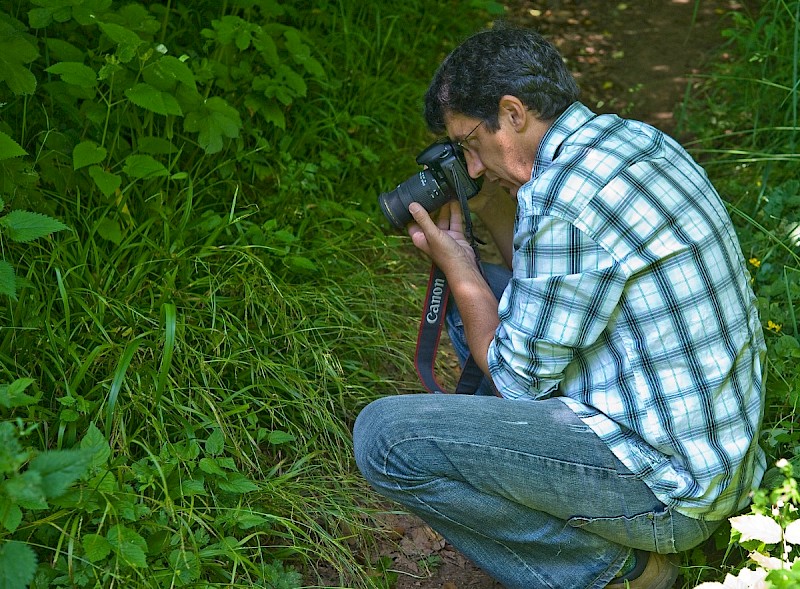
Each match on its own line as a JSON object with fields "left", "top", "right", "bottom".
{"left": 353, "top": 264, "right": 719, "bottom": 588}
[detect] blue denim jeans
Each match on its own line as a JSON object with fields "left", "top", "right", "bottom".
{"left": 353, "top": 264, "right": 719, "bottom": 588}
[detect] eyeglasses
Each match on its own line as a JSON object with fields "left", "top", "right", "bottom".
{"left": 456, "top": 121, "right": 483, "bottom": 153}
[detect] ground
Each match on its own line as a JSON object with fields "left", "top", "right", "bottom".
{"left": 347, "top": 1, "right": 750, "bottom": 588}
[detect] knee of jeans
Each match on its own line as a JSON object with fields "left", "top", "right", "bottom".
{"left": 353, "top": 396, "right": 401, "bottom": 486}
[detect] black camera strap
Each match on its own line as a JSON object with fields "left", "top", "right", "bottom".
{"left": 414, "top": 265, "right": 485, "bottom": 394}
{"left": 414, "top": 191, "right": 488, "bottom": 395}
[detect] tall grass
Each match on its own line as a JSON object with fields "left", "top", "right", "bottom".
{"left": 0, "top": 0, "right": 488, "bottom": 586}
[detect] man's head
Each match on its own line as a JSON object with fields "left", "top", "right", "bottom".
{"left": 423, "top": 26, "right": 580, "bottom": 134}
{"left": 424, "top": 26, "right": 579, "bottom": 195}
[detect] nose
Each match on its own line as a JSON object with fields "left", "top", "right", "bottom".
{"left": 464, "top": 150, "right": 485, "bottom": 179}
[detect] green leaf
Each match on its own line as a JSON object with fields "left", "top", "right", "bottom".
{"left": 198, "top": 457, "right": 227, "bottom": 477}
{"left": 123, "top": 154, "right": 168, "bottom": 180}
{"left": 125, "top": 83, "right": 183, "bottom": 116}
{"left": 45, "top": 62, "right": 97, "bottom": 89}
{"left": 284, "top": 255, "right": 317, "bottom": 273}
{"left": 88, "top": 166, "right": 121, "bottom": 197}
{"left": 0, "top": 422, "right": 27, "bottom": 473}
{"left": 0, "top": 23, "right": 39, "bottom": 95}
{"left": 98, "top": 22, "right": 143, "bottom": 63}
{"left": 0, "top": 540, "right": 37, "bottom": 589}
{"left": 83, "top": 533, "right": 112, "bottom": 563}
{"left": 267, "top": 430, "right": 296, "bottom": 445}
{"left": 0, "top": 132, "right": 27, "bottom": 160}
{"left": 73, "top": 141, "right": 107, "bottom": 170}
{"left": 28, "top": 448, "right": 92, "bottom": 499}
{"left": 0, "top": 498, "right": 23, "bottom": 533}
{"left": 0, "top": 260, "right": 16, "bottom": 300}
{"left": 0, "top": 210, "right": 68, "bottom": 243}
{"left": 80, "top": 423, "right": 111, "bottom": 469}
{"left": 0, "top": 378, "right": 38, "bottom": 408}
{"left": 106, "top": 524, "right": 148, "bottom": 568}
{"left": 184, "top": 97, "right": 241, "bottom": 154}
{"left": 205, "top": 429, "right": 224, "bottom": 456}
{"left": 216, "top": 473, "right": 259, "bottom": 494}
{"left": 96, "top": 217, "right": 122, "bottom": 244}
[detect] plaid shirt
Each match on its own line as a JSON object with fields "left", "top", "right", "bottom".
{"left": 487, "top": 102, "right": 766, "bottom": 520}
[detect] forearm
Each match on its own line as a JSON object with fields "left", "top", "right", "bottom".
{"left": 470, "top": 183, "right": 516, "bottom": 269}
{"left": 448, "top": 263, "right": 500, "bottom": 377}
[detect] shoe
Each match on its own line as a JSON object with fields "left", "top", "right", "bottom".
{"left": 605, "top": 550, "right": 679, "bottom": 589}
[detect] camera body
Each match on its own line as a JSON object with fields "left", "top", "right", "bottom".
{"left": 378, "top": 140, "right": 481, "bottom": 229}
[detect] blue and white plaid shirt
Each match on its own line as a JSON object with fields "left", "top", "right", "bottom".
{"left": 486, "top": 102, "right": 766, "bottom": 520}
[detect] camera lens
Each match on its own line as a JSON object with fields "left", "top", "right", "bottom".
{"left": 378, "top": 169, "right": 452, "bottom": 229}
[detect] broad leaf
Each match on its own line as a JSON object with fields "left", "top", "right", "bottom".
{"left": 106, "top": 524, "right": 148, "bottom": 568}
{"left": 216, "top": 473, "right": 259, "bottom": 494}
{"left": 0, "top": 23, "right": 39, "bottom": 95}
{"left": 82, "top": 534, "right": 112, "bottom": 563}
{"left": 125, "top": 83, "right": 183, "bottom": 116}
{"left": 184, "top": 97, "right": 241, "bottom": 154}
{"left": 73, "top": 141, "right": 107, "bottom": 170}
{"left": 0, "top": 260, "right": 15, "bottom": 299}
{"left": 88, "top": 165, "right": 121, "bottom": 197}
{"left": 28, "top": 448, "right": 92, "bottom": 499}
{"left": 96, "top": 217, "right": 122, "bottom": 244}
{"left": 0, "top": 378, "right": 38, "bottom": 408}
{"left": 46, "top": 62, "right": 97, "bottom": 89}
{"left": 0, "top": 540, "right": 37, "bottom": 589}
{"left": 98, "top": 22, "right": 143, "bottom": 63}
{"left": 0, "top": 132, "right": 26, "bottom": 160}
{"left": 123, "top": 155, "right": 169, "bottom": 180}
{"left": 80, "top": 423, "right": 111, "bottom": 469}
{"left": 0, "top": 210, "right": 68, "bottom": 243}
{"left": 0, "top": 498, "right": 22, "bottom": 533}
{"left": 729, "top": 513, "right": 782, "bottom": 544}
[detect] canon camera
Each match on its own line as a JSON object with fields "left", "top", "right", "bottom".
{"left": 378, "top": 140, "right": 481, "bottom": 229}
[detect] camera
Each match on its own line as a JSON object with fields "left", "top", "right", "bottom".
{"left": 378, "top": 140, "right": 482, "bottom": 229}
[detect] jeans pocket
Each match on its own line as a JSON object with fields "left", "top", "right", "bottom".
{"left": 566, "top": 508, "right": 677, "bottom": 553}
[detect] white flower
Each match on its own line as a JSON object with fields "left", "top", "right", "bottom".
{"left": 730, "top": 514, "right": 783, "bottom": 544}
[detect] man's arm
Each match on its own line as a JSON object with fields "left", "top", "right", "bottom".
{"left": 468, "top": 181, "right": 516, "bottom": 270}
{"left": 407, "top": 201, "right": 500, "bottom": 378}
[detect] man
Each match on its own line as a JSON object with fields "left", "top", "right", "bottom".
{"left": 354, "top": 25, "right": 766, "bottom": 589}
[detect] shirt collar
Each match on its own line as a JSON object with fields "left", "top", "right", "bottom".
{"left": 531, "top": 102, "right": 596, "bottom": 180}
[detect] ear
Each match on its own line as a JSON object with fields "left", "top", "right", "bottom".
{"left": 498, "top": 95, "right": 528, "bottom": 131}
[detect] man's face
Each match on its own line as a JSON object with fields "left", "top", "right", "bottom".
{"left": 445, "top": 110, "right": 538, "bottom": 198}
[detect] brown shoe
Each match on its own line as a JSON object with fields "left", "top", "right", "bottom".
{"left": 606, "top": 551, "right": 679, "bottom": 589}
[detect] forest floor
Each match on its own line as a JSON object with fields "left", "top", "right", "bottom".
{"left": 341, "top": 1, "right": 752, "bottom": 588}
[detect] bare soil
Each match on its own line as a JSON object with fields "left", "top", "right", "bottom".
{"left": 342, "top": 1, "right": 753, "bottom": 587}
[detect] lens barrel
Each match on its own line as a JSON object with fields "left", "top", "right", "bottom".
{"left": 378, "top": 169, "right": 452, "bottom": 229}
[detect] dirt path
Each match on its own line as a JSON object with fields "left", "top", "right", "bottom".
{"left": 361, "top": 2, "right": 751, "bottom": 589}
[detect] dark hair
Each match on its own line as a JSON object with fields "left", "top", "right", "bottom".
{"left": 423, "top": 25, "right": 580, "bottom": 134}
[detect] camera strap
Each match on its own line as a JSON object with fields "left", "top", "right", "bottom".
{"left": 414, "top": 264, "right": 486, "bottom": 394}
{"left": 414, "top": 189, "right": 490, "bottom": 395}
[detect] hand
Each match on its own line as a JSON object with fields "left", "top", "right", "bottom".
{"left": 406, "top": 201, "right": 477, "bottom": 272}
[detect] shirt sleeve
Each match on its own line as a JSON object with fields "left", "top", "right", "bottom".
{"left": 487, "top": 215, "right": 628, "bottom": 400}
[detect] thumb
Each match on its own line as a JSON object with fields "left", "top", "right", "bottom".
{"left": 408, "top": 202, "right": 435, "bottom": 231}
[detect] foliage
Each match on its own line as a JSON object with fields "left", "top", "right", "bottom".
{"left": 0, "top": 0, "right": 489, "bottom": 587}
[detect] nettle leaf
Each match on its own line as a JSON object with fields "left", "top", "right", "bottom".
{"left": 145, "top": 56, "right": 197, "bottom": 92}
{"left": 0, "top": 260, "right": 16, "bottom": 300}
{"left": 0, "top": 498, "right": 23, "bottom": 533}
{"left": 184, "top": 97, "right": 242, "bottom": 154}
{"left": 0, "top": 23, "right": 39, "bottom": 95}
{"left": 0, "top": 540, "right": 38, "bottom": 589}
{"left": 28, "top": 448, "right": 92, "bottom": 499}
{"left": 73, "top": 141, "right": 107, "bottom": 170}
{"left": 106, "top": 524, "right": 148, "bottom": 568}
{"left": 123, "top": 154, "right": 168, "bottom": 180}
{"left": 0, "top": 132, "right": 27, "bottom": 160}
{"left": 205, "top": 429, "right": 225, "bottom": 456}
{"left": 0, "top": 378, "right": 38, "bottom": 408}
{"left": 216, "top": 473, "right": 259, "bottom": 494}
{"left": 0, "top": 422, "right": 28, "bottom": 473}
{"left": 82, "top": 534, "right": 112, "bottom": 563}
{"left": 80, "top": 423, "right": 111, "bottom": 469}
{"left": 0, "top": 210, "right": 68, "bottom": 243}
{"left": 125, "top": 83, "right": 183, "bottom": 116}
{"left": 45, "top": 62, "right": 97, "bottom": 89}
{"left": 98, "top": 22, "right": 143, "bottom": 63}
{"left": 89, "top": 165, "right": 122, "bottom": 197}
{"left": 96, "top": 217, "right": 122, "bottom": 244}
{"left": 268, "top": 430, "right": 295, "bottom": 445}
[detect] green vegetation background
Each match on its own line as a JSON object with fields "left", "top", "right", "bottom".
{"left": 0, "top": 0, "right": 797, "bottom": 587}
